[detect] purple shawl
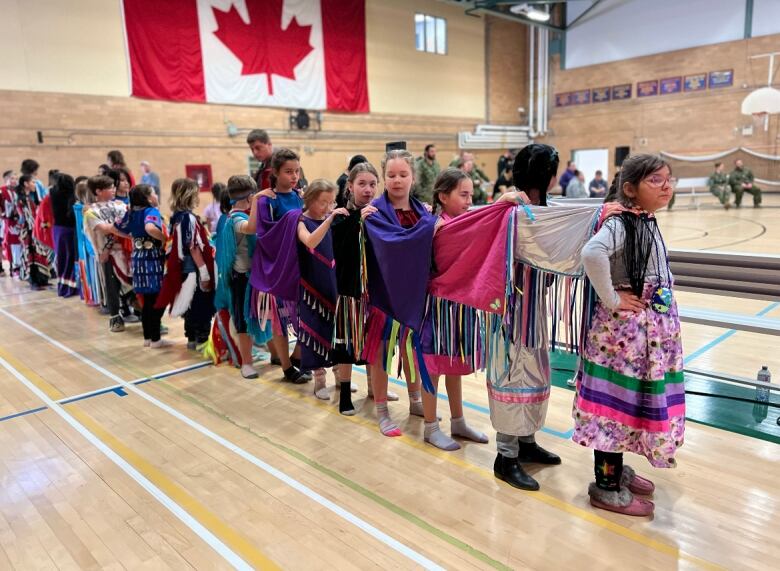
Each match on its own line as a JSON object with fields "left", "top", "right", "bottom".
{"left": 249, "top": 196, "right": 301, "bottom": 301}
{"left": 363, "top": 192, "right": 437, "bottom": 331}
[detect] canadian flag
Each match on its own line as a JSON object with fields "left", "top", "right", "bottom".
{"left": 122, "top": 0, "right": 369, "bottom": 112}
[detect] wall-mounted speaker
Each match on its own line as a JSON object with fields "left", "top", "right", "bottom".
{"left": 615, "top": 146, "right": 630, "bottom": 166}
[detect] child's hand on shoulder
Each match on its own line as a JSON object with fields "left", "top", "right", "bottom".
{"left": 423, "top": 202, "right": 433, "bottom": 213}
{"left": 258, "top": 189, "right": 276, "bottom": 199}
{"left": 360, "top": 205, "right": 378, "bottom": 220}
{"left": 330, "top": 207, "right": 349, "bottom": 218}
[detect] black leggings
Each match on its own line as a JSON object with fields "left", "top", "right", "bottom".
{"left": 594, "top": 450, "right": 623, "bottom": 491}
{"left": 183, "top": 276, "right": 215, "bottom": 343}
{"left": 142, "top": 292, "right": 165, "bottom": 342}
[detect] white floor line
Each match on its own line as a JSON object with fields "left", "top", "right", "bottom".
{"left": 0, "top": 355, "right": 252, "bottom": 571}
{"left": 0, "top": 308, "right": 444, "bottom": 571}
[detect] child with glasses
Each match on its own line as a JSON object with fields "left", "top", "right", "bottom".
{"left": 574, "top": 154, "right": 684, "bottom": 517}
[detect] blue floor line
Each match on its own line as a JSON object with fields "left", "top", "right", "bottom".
{"left": 0, "top": 406, "right": 48, "bottom": 422}
{"left": 685, "top": 301, "right": 779, "bottom": 363}
{"left": 0, "top": 361, "right": 211, "bottom": 424}
{"left": 351, "top": 365, "right": 575, "bottom": 440}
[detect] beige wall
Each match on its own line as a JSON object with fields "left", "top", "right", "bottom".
{"left": 366, "top": 0, "right": 485, "bottom": 118}
{"left": 0, "top": 0, "right": 130, "bottom": 96}
{"left": 541, "top": 34, "right": 780, "bottom": 180}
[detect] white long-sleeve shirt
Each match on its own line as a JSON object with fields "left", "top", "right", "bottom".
{"left": 580, "top": 216, "right": 669, "bottom": 309}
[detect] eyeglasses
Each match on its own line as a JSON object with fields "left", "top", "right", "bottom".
{"left": 643, "top": 174, "right": 672, "bottom": 188}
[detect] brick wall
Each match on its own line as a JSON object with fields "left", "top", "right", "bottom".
{"left": 539, "top": 34, "right": 780, "bottom": 179}
{"left": 486, "top": 16, "right": 529, "bottom": 125}
{"left": 0, "top": 90, "right": 505, "bottom": 213}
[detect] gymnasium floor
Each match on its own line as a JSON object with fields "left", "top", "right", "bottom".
{"left": 0, "top": 196, "right": 778, "bottom": 570}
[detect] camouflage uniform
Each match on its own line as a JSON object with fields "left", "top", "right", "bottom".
{"left": 707, "top": 171, "right": 730, "bottom": 206}
{"left": 449, "top": 158, "right": 490, "bottom": 205}
{"left": 729, "top": 166, "right": 762, "bottom": 207}
{"left": 413, "top": 157, "right": 440, "bottom": 205}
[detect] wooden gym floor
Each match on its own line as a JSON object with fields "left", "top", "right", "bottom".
{"left": 0, "top": 195, "right": 777, "bottom": 570}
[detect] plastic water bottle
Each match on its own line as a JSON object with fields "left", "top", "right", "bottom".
{"left": 752, "top": 366, "right": 771, "bottom": 423}
{"left": 756, "top": 366, "right": 771, "bottom": 403}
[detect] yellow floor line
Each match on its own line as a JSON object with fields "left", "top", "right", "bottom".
{"left": 0, "top": 349, "right": 280, "bottom": 571}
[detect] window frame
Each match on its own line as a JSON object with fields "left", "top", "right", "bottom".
{"left": 414, "top": 12, "right": 447, "bottom": 55}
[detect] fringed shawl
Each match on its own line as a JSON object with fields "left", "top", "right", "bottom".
{"left": 423, "top": 202, "right": 602, "bottom": 380}
{"left": 249, "top": 196, "right": 301, "bottom": 301}
{"left": 297, "top": 216, "right": 338, "bottom": 370}
{"left": 330, "top": 209, "right": 368, "bottom": 363}
{"left": 362, "top": 192, "right": 437, "bottom": 332}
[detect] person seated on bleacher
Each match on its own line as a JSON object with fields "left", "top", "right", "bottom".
{"left": 729, "top": 159, "right": 762, "bottom": 208}
{"left": 588, "top": 170, "right": 608, "bottom": 198}
{"left": 566, "top": 170, "right": 589, "bottom": 198}
{"left": 708, "top": 162, "right": 731, "bottom": 209}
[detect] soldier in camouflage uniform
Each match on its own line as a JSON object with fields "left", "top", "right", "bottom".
{"left": 451, "top": 152, "right": 490, "bottom": 205}
{"left": 413, "top": 144, "right": 441, "bottom": 205}
{"left": 708, "top": 162, "right": 731, "bottom": 209}
{"left": 729, "top": 159, "right": 762, "bottom": 208}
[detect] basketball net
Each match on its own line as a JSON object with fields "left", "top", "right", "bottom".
{"left": 752, "top": 112, "right": 769, "bottom": 132}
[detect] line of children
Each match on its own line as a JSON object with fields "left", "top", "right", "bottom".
{"left": 29, "top": 144, "right": 684, "bottom": 520}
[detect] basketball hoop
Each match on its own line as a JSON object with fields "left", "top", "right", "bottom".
{"left": 752, "top": 111, "right": 769, "bottom": 132}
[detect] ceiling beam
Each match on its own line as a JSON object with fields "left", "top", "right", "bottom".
{"left": 475, "top": 5, "right": 566, "bottom": 31}
{"left": 567, "top": 0, "right": 605, "bottom": 28}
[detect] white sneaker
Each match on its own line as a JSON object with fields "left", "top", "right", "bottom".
{"left": 241, "top": 365, "right": 259, "bottom": 379}
{"left": 314, "top": 385, "right": 330, "bottom": 400}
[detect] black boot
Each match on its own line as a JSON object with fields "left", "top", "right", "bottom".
{"left": 517, "top": 441, "right": 561, "bottom": 465}
{"left": 493, "top": 454, "right": 540, "bottom": 491}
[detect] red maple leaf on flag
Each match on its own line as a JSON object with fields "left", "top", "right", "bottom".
{"left": 212, "top": 0, "right": 314, "bottom": 96}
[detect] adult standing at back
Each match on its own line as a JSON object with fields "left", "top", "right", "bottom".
{"left": 247, "top": 129, "right": 273, "bottom": 190}
{"left": 558, "top": 160, "right": 577, "bottom": 197}
{"left": 413, "top": 144, "right": 440, "bottom": 205}
{"left": 140, "top": 161, "right": 161, "bottom": 198}
{"left": 729, "top": 159, "right": 762, "bottom": 208}
{"left": 336, "top": 154, "right": 368, "bottom": 207}
{"left": 497, "top": 149, "right": 514, "bottom": 179}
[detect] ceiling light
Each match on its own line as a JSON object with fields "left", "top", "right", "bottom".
{"left": 509, "top": 3, "right": 551, "bottom": 22}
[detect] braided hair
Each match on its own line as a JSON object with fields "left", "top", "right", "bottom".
{"left": 511, "top": 143, "right": 559, "bottom": 206}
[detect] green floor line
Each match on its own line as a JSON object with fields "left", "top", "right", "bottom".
{"left": 159, "top": 383, "right": 513, "bottom": 571}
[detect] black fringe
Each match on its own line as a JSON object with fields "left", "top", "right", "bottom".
{"left": 615, "top": 211, "right": 658, "bottom": 297}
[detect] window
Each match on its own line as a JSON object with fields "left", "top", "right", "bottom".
{"left": 415, "top": 13, "right": 446, "bottom": 55}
